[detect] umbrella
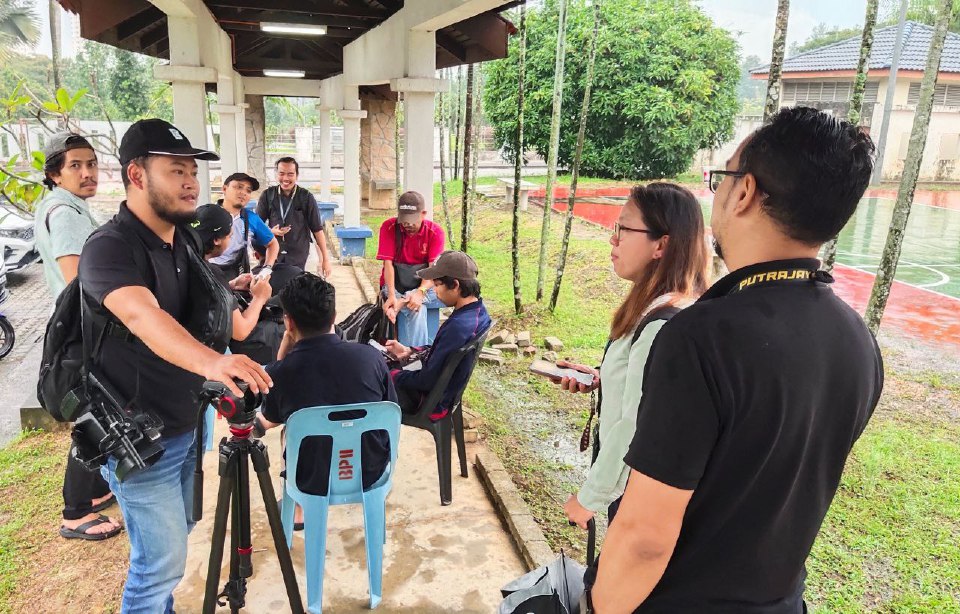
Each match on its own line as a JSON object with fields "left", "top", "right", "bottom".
{"left": 499, "top": 520, "right": 596, "bottom": 614}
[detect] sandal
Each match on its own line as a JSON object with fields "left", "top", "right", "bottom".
{"left": 90, "top": 493, "right": 116, "bottom": 513}
{"left": 60, "top": 515, "right": 123, "bottom": 541}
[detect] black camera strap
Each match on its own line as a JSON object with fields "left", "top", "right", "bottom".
{"left": 78, "top": 283, "right": 110, "bottom": 396}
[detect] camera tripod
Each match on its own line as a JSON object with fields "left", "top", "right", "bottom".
{"left": 195, "top": 390, "right": 304, "bottom": 613}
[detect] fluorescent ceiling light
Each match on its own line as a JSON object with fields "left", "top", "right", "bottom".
{"left": 263, "top": 69, "right": 306, "bottom": 78}
{"left": 261, "top": 22, "right": 327, "bottom": 36}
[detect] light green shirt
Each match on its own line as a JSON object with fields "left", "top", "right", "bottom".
{"left": 34, "top": 187, "right": 99, "bottom": 297}
{"left": 577, "top": 318, "right": 667, "bottom": 512}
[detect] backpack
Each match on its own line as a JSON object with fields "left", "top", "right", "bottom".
{"left": 338, "top": 296, "right": 395, "bottom": 344}
{"left": 37, "top": 223, "right": 232, "bottom": 422}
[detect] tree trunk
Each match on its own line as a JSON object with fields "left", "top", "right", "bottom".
{"left": 512, "top": 4, "right": 528, "bottom": 315}
{"left": 49, "top": 1, "right": 62, "bottom": 93}
{"left": 396, "top": 99, "right": 402, "bottom": 198}
{"left": 763, "top": 0, "right": 790, "bottom": 122}
{"left": 453, "top": 66, "right": 462, "bottom": 181}
{"left": 550, "top": 0, "right": 601, "bottom": 312}
{"left": 865, "top": 0, "right": 953, "bottom": 334}
{"left": 439, "top": 69, "right": 455, "bottom": 250}
{"left": 536, "top": 0, "right": 569, "bottom": 301}
{"left": 822, "top": 0, "right": 879, "bottom": 272}
{"left": 470, "top": 69, "right": 481, "bottom": 196}
{"left": 460, "top": 63, "right": 475, "bottom": 253}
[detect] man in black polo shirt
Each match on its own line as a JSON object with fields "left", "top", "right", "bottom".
{"left": 591, "top": 107, "right": 884, "bottom": 613}
{"left": 256, "top": 273, "right": 396, "bottom": 527}
{"left": 78, "top": 119, "right": 272, "bottom": 614}
{"left": 256, "top": 156, "right": 332, "bottom": 277}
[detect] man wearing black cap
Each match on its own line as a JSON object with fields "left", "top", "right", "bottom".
{"left": 78, "top": 118, "right": 273, "bottom": 614}
{"left": 34, "top": 132, "right": 123, "bottom": 542}
{"left": 209, "top": 172, "right": 280, "bottom": 280}
{"left": 384, "top": 250, "right": 490, "bottom": 420}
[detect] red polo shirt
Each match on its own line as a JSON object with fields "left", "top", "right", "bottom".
{"left": 376, "top": 217, "right": 445, "bottom": 287}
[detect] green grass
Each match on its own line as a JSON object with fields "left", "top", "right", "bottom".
{"left": 0, "top": 431, "right": 70, "bottom": 611}
{"left": 361, "top": 188, "right": 960, "bottom": 612}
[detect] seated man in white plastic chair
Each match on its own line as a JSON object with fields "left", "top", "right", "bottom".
{"left": 255, "top": 273, "right": 397, "bottom": 528}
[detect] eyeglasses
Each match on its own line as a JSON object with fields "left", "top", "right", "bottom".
{"left": 613, "top": 222, "right": 658, "bottom": 242}
{"left": 708, "top": 170, "right": 747, "bottom": 193}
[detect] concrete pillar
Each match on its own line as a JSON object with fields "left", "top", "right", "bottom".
{"left": 391, "top": 78, "right": 446, "bottom": 218}
{"left": 165, "top": 15, "right": 213, "bottom": 201}
{"left": 244, "top": 94, "right": 267, "bottom": 183}
{"left": 402, "top": 91, "right": 435, "bottom": 215}
{"left": 340, "top": 108, "right": 367, "bottom": 227}
{"left": 360, "top": 96, "right": 398, "bottom": 211}
{"left": 318, "top": 107, "right": 333, "bottom": 202}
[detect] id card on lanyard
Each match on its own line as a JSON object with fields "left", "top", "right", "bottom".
{"left": 277, "top": 185, "right": 297, "bottom": 255}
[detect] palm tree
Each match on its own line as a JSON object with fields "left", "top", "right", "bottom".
{"left": 763, "top": 0, "right": 790, "bottom": 122}
{"left": 865, "top": 0, "right": 954, "bottom": 333}
{"left": 550, "top": 0, "right": 602, "bottom": 312}
{"left": 823, "top": 0, "right": 880, "bottom": 272}
{"left": 536, "top": 0, "right": 569, "bottom": 301}
{"left": 0, "top": 0, "right": 40, "bottom": 62}
{"left": 512, "top": 3, "right": 528, "bottom": 315}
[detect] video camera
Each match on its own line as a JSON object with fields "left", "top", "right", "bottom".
{"left": 70, "top": 369, "right": 165, "bottom": 482}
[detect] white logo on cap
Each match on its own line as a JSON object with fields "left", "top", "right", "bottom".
{"left": 399, "top": 205, "right": 417, "bottom": 211}
{"left": 169, "top": 128, "right": 184, "bottom": 140}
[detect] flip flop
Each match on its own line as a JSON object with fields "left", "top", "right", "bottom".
{"left": 60, "top": 515, "right": 123, "bottom": 541}
{"left": 90, "top": 493, "right": 116, "bottom": 513}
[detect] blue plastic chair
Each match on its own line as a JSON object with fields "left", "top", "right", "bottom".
{"left": 280, "top": 402, "right": 402, "bottom": 613}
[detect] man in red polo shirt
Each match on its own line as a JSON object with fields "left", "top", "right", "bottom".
{"left": 376, "top": 191, "right": 445, "bottom": 346}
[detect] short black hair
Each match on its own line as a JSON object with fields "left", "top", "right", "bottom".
{"left": 121, "top": 155, "right": 151, "bottom": 189}
{"left": 279, "top": 273, "right": 336, "bottom": 336}
{"left": 737, "top": 106, "right": 875, "bottom": 245}
{"left": 435, "top": 276, "right": 481, "bottom": 298}
{"left": 275, "top": 156, "right": 299, "bottom": 174}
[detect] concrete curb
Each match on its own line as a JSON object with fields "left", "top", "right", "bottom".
{"left": 351, "top": 258, "right": 378, "bottom": 305}
{"left": 475, "top": 450, "right": 555, "bottom": 571}
{"left": 324, "top": 220, "right": 341, "bottom": 260}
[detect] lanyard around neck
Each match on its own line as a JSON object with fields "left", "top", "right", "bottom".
{"left": 278, "top": 185, "right": 297, "bottom": 224}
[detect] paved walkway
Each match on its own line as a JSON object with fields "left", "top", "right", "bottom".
{"left": 174, "top": 260, "right": 526, "bottom": 612}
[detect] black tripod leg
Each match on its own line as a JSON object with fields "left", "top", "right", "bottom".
{"left": 250, "top": 441, "right": 305, "bottom": 614}
{"left": 203, "top": 448, "right": 238, "bottom": 614}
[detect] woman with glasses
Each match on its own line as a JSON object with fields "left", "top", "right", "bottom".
{"left": 555, "top": 182, "right": 710, "bottom": 530}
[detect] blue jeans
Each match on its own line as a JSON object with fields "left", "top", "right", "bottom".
{"left": 383, "top": 287, "right": 444, "bottom": 347}
{"left": 102, "top": 429, "right": 198, "bottom": 614}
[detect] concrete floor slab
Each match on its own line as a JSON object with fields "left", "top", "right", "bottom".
{"left": 174, "top": 261, "right": 525, "bottom": 612}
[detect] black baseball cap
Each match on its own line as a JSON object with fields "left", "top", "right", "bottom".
{"left": 119, "top": 118, "right": 219, "bottom": 166}
{"left": 223, "top": 172, "right": 260, "bottom": 192}
{"left": 191, "top": 203, "right": 233, "bottom": 245}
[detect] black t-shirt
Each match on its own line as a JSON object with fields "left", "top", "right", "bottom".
{"left": 256, "top": 185, "right": 321, "bottom": 270}
{"left": 623, "top": 258, "right": 883, "bottom": 613}
{"left": 78, "top": 202, "right": 204, "bottom": 437}
{"left": 261, "top": 334, "right": 398, "bottom": 495}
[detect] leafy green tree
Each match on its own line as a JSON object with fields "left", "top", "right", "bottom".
{"left": 109, "top": 47, "right": 151, "bottom": 120}
{"left": 484, "top": 0, "right": 739, "bottom": 179}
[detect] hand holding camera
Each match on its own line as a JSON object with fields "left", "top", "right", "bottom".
{"left": 203, "top": 353, "right": 273, "bottom": 397}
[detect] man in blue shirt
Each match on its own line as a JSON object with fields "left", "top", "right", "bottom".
{"left": 385, "top": 251, "right": 491, "bottom": 420}
{"left": 209, "top": 172, "right": 280, "bottom": 279}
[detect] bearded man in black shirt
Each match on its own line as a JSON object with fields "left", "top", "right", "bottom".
{"left": 591, "top": 107, "right": 883, "bottom": 613}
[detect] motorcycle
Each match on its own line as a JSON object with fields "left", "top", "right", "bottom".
{"left": 0, "top": 258, "right": 15, "bottom": 360}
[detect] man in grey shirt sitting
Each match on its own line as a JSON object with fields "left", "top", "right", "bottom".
{"left": 34, "top": 132, "right": 122, "bottom": 540}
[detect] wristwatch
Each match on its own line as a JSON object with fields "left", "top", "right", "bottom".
{"left": 418, "top": 286, "right": 427, "bottom": 296}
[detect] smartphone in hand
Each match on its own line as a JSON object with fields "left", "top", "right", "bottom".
{"left": 367, "top": 339, "right": 391, "bottom": 358}
{"left": 529, "top": 360, "right": 595, "bottom": 386}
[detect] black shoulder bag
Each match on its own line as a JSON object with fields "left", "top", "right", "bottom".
{"left": 392, "top": 222, "right": 427, "bottom": 293}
